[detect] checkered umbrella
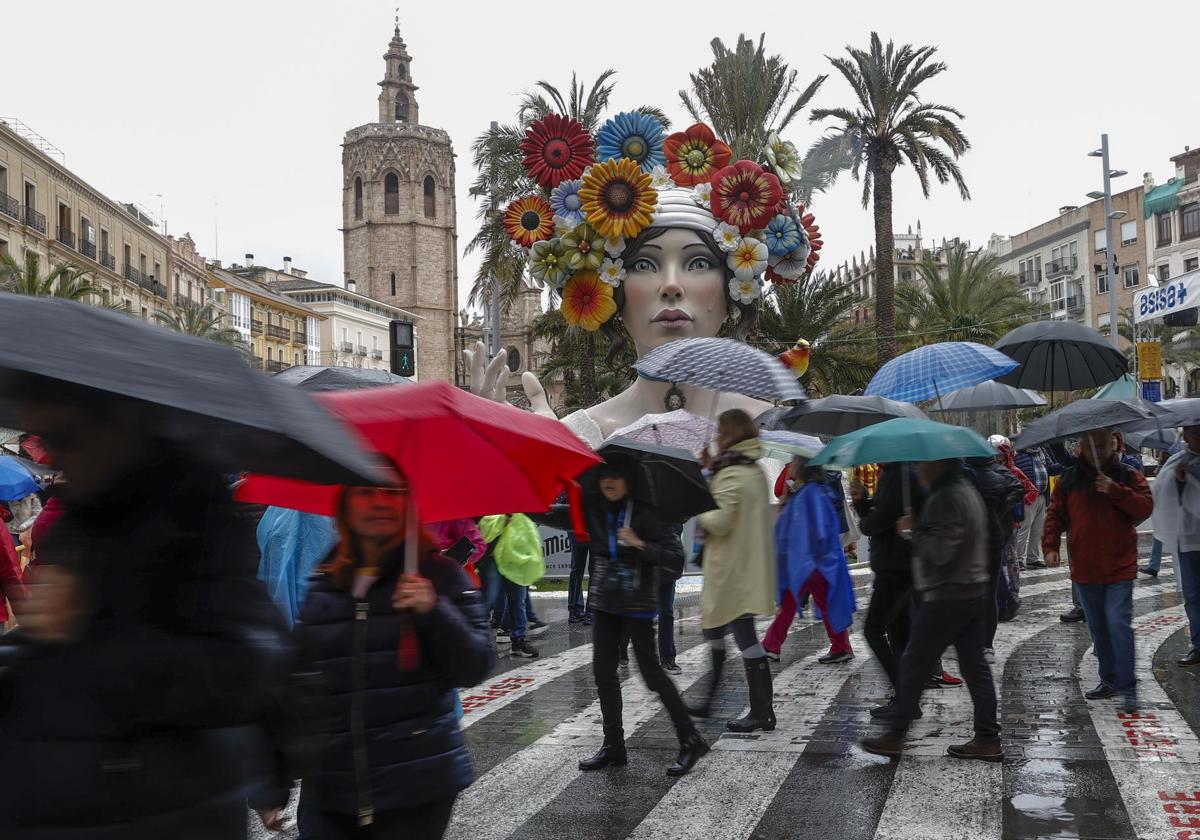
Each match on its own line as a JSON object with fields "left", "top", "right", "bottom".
{"left": 634, "top": 338, "right": 806, "bottom": 402}
{"left": 865, "top": 342, "right": 1019, "bottom": 404}
{"left": 612, "top": 410, "right": 713, "bottom": 453}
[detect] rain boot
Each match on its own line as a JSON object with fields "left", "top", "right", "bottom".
{"left": 686, "top": 646, "right": 726, "bottom": 717}
{"left": 667, "top": 725, "right": 710, "bottom": 777}
{"left": 578, "top": 726, "right": 627, "bottom": 771}
{"left": 726, "top": 656, "right": 776, "bottom": 733}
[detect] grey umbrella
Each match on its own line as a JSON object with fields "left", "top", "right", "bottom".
{"left": 1012, "top": 398, "right": 1164, "bottom": 450}
{"left": 0, "top": 293, "right": 390, "bottom": 486}
{"left": 930, "top": 381, "right": 1046, "bottom": 412}
{"left": 1157, "top": 397, "right": 1200, "bottom": 429}
{"left": 273, "top": 365, "right": 413, "bottom": 392}
{"left": 1121, "top": 419, "right": 1178, "bottom": 452}
{"left": 993, "top": 320, "right": 1127, "bottom": 391}
{"left": 781, "top": 394, "right": 928, "bottom": 436}
{"left": 634, "top": 338, "right": 805, "bottom": 402}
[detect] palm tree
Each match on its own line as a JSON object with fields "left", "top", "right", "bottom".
{"left": 530, "top": 307, "right": 637, "bottom": 413}
{"left": 895, "top": 244, "right": 1039, "bottom": 348}
{"left": 679, "top": 34, "right": 850, "bottom": 205}
{"left": 153, "top": 298, "right": 248, "bottom": 353}
{"left": 0, "top": 252, "right": 115, "bottom": 305}
{"left": 811, "top": 32, "right": 971, "bottom": 364}
{"left": 757, "top": 273, "right": 876, "bottom": 396}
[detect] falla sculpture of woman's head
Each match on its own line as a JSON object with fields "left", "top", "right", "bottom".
{"left": 503, "top": 113, "right": 824, "bottom": 359}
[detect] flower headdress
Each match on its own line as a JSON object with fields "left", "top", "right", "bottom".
{"left": 504, "top": 113, "right": 822, "bottom": 331}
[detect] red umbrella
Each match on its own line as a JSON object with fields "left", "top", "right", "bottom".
{"left": 236, "top": 380, "right": 599, "bottom": 528}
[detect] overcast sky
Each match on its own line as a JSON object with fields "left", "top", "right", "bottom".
{"left": 7, "top": 1, "right": 1196, "bottom": 308}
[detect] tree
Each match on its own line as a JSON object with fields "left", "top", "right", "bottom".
{"left": 1106, "top": 306, "right": 1200, "bottom": 396}
{"left": 811, "top": 32, "right": 971, "bottom": 364}
{"left": 152, "top": 298, "right": 249, "bottom": 354}
{"left": 0, "top": 252, "right": 119, "bottom": 307}
{"left": 757, "top": 273, "right": 876, "bottom": 397}
{"left": 530, "top": 308, "right": 637, "bottom": 414}
{"left": 679, "top": 34, "right": 850, "bottom": 205}
{"left": 895, "top": 244, "right": 1039, "bottom": 348}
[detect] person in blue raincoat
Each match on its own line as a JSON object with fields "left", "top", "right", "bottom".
{"left": 762, "top": 457, "right": 857, "bottom": 664}
{"left": 256, "top": 506, "right": 337, "bottom": 628}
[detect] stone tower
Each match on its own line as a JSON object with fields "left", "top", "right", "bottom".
{"left": 342, "top": 24, "right": 458, "bottom": 382}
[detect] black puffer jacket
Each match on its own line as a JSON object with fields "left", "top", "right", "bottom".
{"left": 0, "top": 458, "right": 290, "bottom": 839}
{"left": 852, "top": 463, "right": 926, "bottom": 573}
{"left": 297, "top": 550, "right": 493, "bottom": 819}
{"left": 539, "top": 495, "right": 683, "bottom": 615}
{"left": 962, "top": 458, "right": 1024, "bottom": 569}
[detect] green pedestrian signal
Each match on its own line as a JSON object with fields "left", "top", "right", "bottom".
{"left": 395, "top": 348, "right": 415, "bottom": 377}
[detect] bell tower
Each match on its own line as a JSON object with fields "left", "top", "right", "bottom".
{"left": 342, "top": 22, "right": 459, "bottom": 383}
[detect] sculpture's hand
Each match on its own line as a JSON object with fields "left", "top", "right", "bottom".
{"left": 520, "top": 371, "right": 557, "bottom": 419}
{"left": 462, "top": 340, "right": 510, "bottom": 403}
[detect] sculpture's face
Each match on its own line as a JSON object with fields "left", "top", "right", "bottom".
{"left": 620, "top": 228, "right": 728, "bottom": 355}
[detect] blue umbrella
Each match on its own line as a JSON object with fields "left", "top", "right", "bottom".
{"left": 808, "top": 417, "right": 996, "bottom": 468}
{"left": 0, "top": 456, "right": 40, "bottom": 502}
{"left": 865, "top": 342, "right": 1019, "bottom": 404}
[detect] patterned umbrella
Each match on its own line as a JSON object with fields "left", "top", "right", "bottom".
{"left": 759, "top": 430, "right": 823, "bottom": 462}
{"left": 612, "top": 410, "right": 713, "bottom": 452}
{"left": 634, "top": 338, "right": 806, "bottom": 402}
{"left": 865, "top": 342, "right": 1019, "bottom": 404}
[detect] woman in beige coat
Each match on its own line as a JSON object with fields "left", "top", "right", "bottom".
{"left": 689, "top": 409, "right": 777, "bottom": 732}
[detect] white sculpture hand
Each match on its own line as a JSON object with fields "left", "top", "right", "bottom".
{"left": 462, "top": 340, "right": 556, "bottom": 419}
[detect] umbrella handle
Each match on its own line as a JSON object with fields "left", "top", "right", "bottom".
{"left": 405, "top": 493, "right": 419, "bottom": 576}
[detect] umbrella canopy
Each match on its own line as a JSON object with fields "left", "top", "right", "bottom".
{"left": 273, "top": 366, "right": 414, "bottom": 392}
{"left": 865, "top": 342, "right": 1019, "bottom": 403}
{"left": 782, "top": 394, "right": 929, "bottom": 436}
{"left": 808, "top": 417, "right": 996, "bottom": 467}
{"left": 589, "top": 437, "right": 716, "bottom": 523}
{"left": 634, "top": 337, "right": 806, "bottom": 402}
{"left": 1121, "top": 419, "right": 1178, "bottom": 452}
{"left": 1093, "top": 373, "right": 1138, "bottom": 401}
{"left": 1157, "top": 397, "right": 1200, "bottom": 429}
{"left": 611, "top": 410, "right": 713, "bottom": 452}
{"left": 755, "top": 406, "right": 792, "bottom": 432}
{"left": 0, "top": 457, "right": 39, "bottom": 502}
{"left": 993, "top": 320, "right": 1127, "bottom": 391}
{"left": 931, "top": 380, "right": 1046, "bottom": 412}
{"left": 1012, "top": 399, "right": 1164, "bottom": 450}
{"left": 0, "top": 294, "right": 389, "bottom": 487}
{"left": 236, "top": 380, "right": 601, "bottom": 523}
{"left": 759, "top": 430, "right": 823, "bottom": 462}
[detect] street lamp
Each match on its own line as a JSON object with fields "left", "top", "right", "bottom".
{"left": 1088, "top": 134, "right": 1126, "bottom": 348}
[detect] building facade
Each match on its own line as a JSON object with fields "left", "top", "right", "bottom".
{"left": 827, "top": 223, "right": 958, "bottom": 324}
{"left": 455, "top": 281, "right": 557, "bottom": 404}
{"left": 168, "top": 233, "right": 213, "bottom": 309}
{"left": 341, "top": 26, "right": 458, "bottom": 383}
{"left": 1144, "top": 148, "right": 1200, "bottom": 286}
{"left": 1086, "top": 185, "right": 1145, "bottom": 335}
{"left": 988, "top": 205, "right": 1090, "bottom": 325}
{"left": 209, "top": 265, "right": 323, "bottom": 372}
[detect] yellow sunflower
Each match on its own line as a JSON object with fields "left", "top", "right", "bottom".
{"left": 503, "top": 195, "right": 555, "bottom": 248}
{"left": 579, "top": 158, "right": 658, "bottom": 241}
{"left": 561, "top": 270, "right": 617, "bottom": 331}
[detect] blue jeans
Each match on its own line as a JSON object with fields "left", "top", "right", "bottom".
{"left": 658, "top": 580, "right": 677, "bottom": 662}
{"left": 1076, "top": 580, "right": 1136, "bottom": 698}
{"left": 498, "top": 578, "right": 528, "bottom": 641}
{"left": 1178, "top": 550, "right": 1200, "bottom": 652}
{"left": 567, "top": 537, "right": 592, "bottom": 617}
{"left": 1147, "top": 538, "right": 1164, "bottom": 572}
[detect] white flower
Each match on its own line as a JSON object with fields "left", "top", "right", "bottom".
{"left": 553, "top": 215, "right": 576, "bottom": 236}
{"left": 599, "top": 257, "right": 626, "bottom": 288}
{"left": 650, "top": 164, "right": 675, "bottom": 191}
{"left": 771, "top": 244, "right": 810, "bottom": 280}
{"left": 728, "top": 276, "right": 762, "bottom": 304}
{"left": 692, "top": 182, "right": 713, "bottom": 205}
{"left": 728, "top": 236, "right": 769, "bottom": 280}
{"left": 713, "top": 222, "right": 743, "bottom": 253}
{"left": 604, "top": 235, "right": 626, "bottom": 257}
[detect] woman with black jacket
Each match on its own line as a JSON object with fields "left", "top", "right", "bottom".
{"left": 275, "top": 485, "right": 494, "bottom": 839}
{"left": 539, "top": 461, "right": 709, "bottom": 777}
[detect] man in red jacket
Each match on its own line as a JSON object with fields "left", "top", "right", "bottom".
{"left": 1044, "top": 427, "right": 1153, "bottom": 711}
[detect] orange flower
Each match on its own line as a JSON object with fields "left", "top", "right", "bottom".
{"left": 560, "top": 270, "right": 617, "bottom": 331}
{"left": 579, "top": 158, "right": 658, "bottom": 241}
{"left": 663, "top": 123, "right": 732, "bottom": 187}
{"left": 503, "top": 195, "right": 555, "bottom": 248}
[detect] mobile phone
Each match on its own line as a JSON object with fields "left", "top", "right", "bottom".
{"left": 442, "top": 536, "right": 475, "bottom": 565}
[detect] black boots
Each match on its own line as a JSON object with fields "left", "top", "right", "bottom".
{"left": 726, "top": 656, "right": 776, "bottom": 733}
{"left": 667, "top": 727, "right": 710, "bottom": 777}
{"left": 686, "top": 646, "right": 726, "bottom": 717}
{"left": 578, "top": 727, "right": 627, "bottom": 771}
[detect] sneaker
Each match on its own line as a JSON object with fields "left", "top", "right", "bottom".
{"left": 983, "top": 648, "right": 996, "bottom": 665}
{"left": 1139, "top": 566, "right": 1159, "bottom": 578}
{"left": 568, "top": 613, "right": 583, "bottom": 624}
{"left": 1178, "top": 650, "right": 1200, "bottom": 668}
{"left": 581, "top": 613, "right": 593, "bottom": 626}
{"left": 1018, "top": 562, "right": 1027, "bottom": 571}
{"left": 947, "top": 739, "right": 1003, "bottom": 763}
{"left": 763, "top": 647, "right": 781, "bottom": 662}
{"left": 495, "top": 629, "right": 511, "bottom": 646}
{"left": 527, "top": 619, "right": 548, "bottom": 637}
{"left": 926, "top": 671, "right": 963, "bottom": 688}
{"left": 663, "top": 659, "right": 682, "bottom": 675}
{"left": 511, "top": 639, "right": 540, "bottom": 658}
{"left": 818, "top": 651, "right": 854, "bottom": 664}
{"left": 1084, "top": 683, "right": 1119, "bottom": 700}
{"left": 1059, "top": 606, "right": 1086, "bottom": 623}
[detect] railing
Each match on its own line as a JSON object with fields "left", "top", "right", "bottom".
{"left": 174, "top": 293, "right": 194, "bottom": 308}
{"left": 0, "top": 191, "right": 18, "bottom": 220}
{"left": 24, "top": 206, "right": 46, "bottom": 233}
{"left": 267, "top": 324, "right": 290, "bottom": 341}
{"left": 370, "top": 349, "right": 383, "bottom": 360}
{"left": 293, "top": 331, "right": 307, "bottom": 346}
{"left": 251, "top": 320, "right": 263, "bottom": 337}
{"left": 340, "top": 341, "right": 354, "bottom": 353}
{"left": 266, "top": 360, "right": 287, "bottom": 373}
{"left": 56, "top": 228, "right": 75, "bottom": 249}
{"left": 1066, "top": 295, "right": 1083, "bottom": 312}
{"left": 124, "top": 264, "right": 143, "bottom": 284}
{"left": 147, "top": 279, "right": 167, "bottom": 298}
{"left": 80, "top": 240, "right": 96, "bottom": 260}
{"left": 1018, "top": 269, "right": 1042, "bottom": 285}
{"left": 100, "top": 251, "right": 115, "bottom": 270}
{"left": 1045, "top": 257, "right": 1077, "bottom": 278}
{"left": 356, "top": 345, "right": 367, "bottom": 356}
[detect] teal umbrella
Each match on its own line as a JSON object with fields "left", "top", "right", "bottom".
{"left": 1093, "top": 373, "right": 1138, "bottom": 401}
{"left": 809, "top": 417, "right": 996, "bottom": 468}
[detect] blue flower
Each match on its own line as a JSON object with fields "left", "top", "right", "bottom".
{"left": 549, "top": 179, "right": 585, "bottom": 227}
{"left": 595, "top": 112, "right": 666, "bottom": 173}
{"left": 764, "top": 213, "right": 802, "bottom": 257}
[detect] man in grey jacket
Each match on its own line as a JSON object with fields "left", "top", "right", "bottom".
{"left": 861, "top": 458, "right": 1002, "bottom": 762}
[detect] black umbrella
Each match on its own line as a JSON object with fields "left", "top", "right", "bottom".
{"left": 0, "top": 294, "right": 390, "bottom": 486}
{"left": 1012, "top": 399, "right": 1164, "bottom": 450}
{"left": 755, "top": 407, "right": 793, "bottom": 432}
{"left": 273, "top": 365, "right": 414, "bottom": 392}
{"left": 589, "top": 436, "right": 717, "bottom": 523}
{"left": 993, "top": 320, "right": 1127, "bottom": 391}
{"left": 930, "top": 380, "right": 1046, "bottom": 411}
{"left": 781, "top": 394, "right": 928, "bottom": 436}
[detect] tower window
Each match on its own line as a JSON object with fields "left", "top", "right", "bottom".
{"left": 398, "top": 63, "right": 407, "bottom": 79}
{"left": 395, "top": 95, "right": 408, "bottom": 123}
{"left": 423, "top": 176, "right": 436, "bottom": 219}
{"left": 354, "top": 177, "right": 363, "bottom": 220}
{"left": 384, "top": 173, "right": 399, "bottom": 215}
{"left": 390, "top": 272, "right": 396, "bottom": 296}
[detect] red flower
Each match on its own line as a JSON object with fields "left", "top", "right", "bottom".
{"left": 503, "top": 195, "right": 555, "bottom": 248}
{"left": 799, "top": 205, "right": 823, "bottom": 273}
{"left": 710, "top": 160, "right": 784, "bottom": 234}
{"left": 520, "top": 114, "right": 594, "bottom": 189}
{"left": 663, "top": 123, "right": 731, "bottom": 187}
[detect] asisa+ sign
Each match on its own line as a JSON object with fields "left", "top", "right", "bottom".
{"left": 1134, "top": 270, "right": 1199, "bottom": 324}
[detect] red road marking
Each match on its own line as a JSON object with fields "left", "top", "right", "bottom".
{"left": 460, "top": 675, "right": 535, "bottom": 713}
{"left": 1158, "top": 791, "right": 1200, "bottom": 838}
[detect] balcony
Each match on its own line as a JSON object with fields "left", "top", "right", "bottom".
{"left": 1045, "top": 257, "right": 1077, "bottom": 279}
{"left": 0, "top": 191, "right": 18, "bottom": 220}
{"left": 340, "top": 341, "right": 353, "bottom": 354}
{"left": 80, "top": 240, "right": 96, "bottom": 260}
{"left": 267, "top": 324, "right": 290, "bottom": 341}
{"left": 23, "top": 206, "right": 46, "bottom": 234}
{"left": 145, "top": 279, "right": 167, "bottom": 298}
{"left": 1018, "top": 269, "right": 1042, "bottom": 285}
{"left": 356, "top": 344, "right": 367, "bottom": 356}
{"left": 56, "top": 229, "right": 75, "bottom": 249}
{"left": 251, "top": 320, "right": 264, "bottom": 337}
{"left": 265, "top": 360, "right": 287, "bottom": 373}
{"left": 174, "top": 293, "right": 194, "bottom": 308}
{"left": 124, "top": 264, "right": 143, "bottom": 285}
{"left": 100, "top": 251, "right": 115, "bottom": 270}
{"left": 370, "top": 349, "right": 383, "bottom": 360}
{"left": 293, "top": 331, "right": 307, "bottom": 346}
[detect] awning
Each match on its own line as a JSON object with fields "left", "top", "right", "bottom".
{"left": 1144, "top": 179, "right": 1183, "bottom": 219}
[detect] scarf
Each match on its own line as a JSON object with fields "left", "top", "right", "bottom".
{"left": 710, "top": 447, "right": 755, "bottom": 475}
{"left": 998, "top": 444, "right": 1039, "bottom": 507}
